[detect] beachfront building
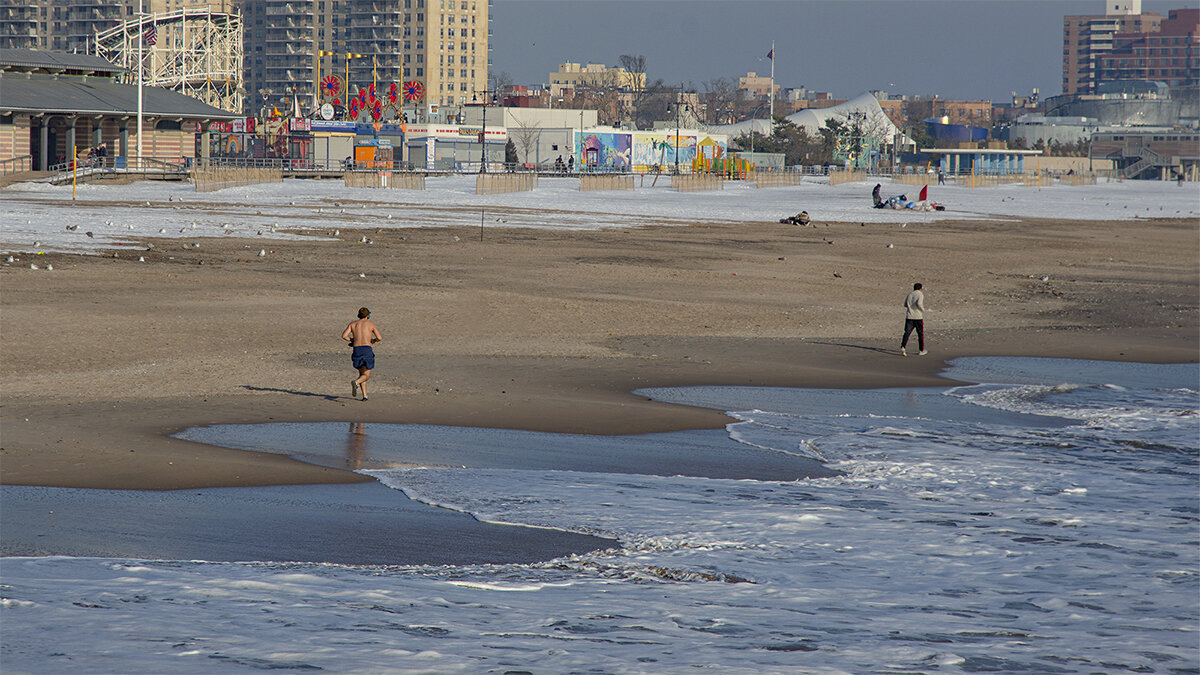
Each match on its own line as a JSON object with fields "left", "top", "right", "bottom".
{"left": 1091, "top": 128, "right": 1200, "bottom": 179}
{"left": 0, "top": 48, "right": 237, "bottom": 171}
{"left": 924, "top": 145, "right": 1044, "bottom": 176}
{"left": 241, "top": 0, "right": 490, "bottom": 119}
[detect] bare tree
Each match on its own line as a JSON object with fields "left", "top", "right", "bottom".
{"left": 617, "top": 54, "right": 649, "bottom": 128}
{"left": 509, "top": 118, "right": 543, "bottom": 168}
{"left": 631, "top": 78, "right": 671, "bottom": 130}
{"left": 617, "top": 54, "right": 646, "bottom": 91}
{"left": 825, "top": 107, "right": 898, "bottom": 167}
{"left": 702, "top": 77, "right": 740, "bottom": 125}
{"left": 492, "top": 71, "right": 514, "bottom": 98}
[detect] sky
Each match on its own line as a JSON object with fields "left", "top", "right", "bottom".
{"left": 489, "top": 0, "right": 1187, "bottom": 103}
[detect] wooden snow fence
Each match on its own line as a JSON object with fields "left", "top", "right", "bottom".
{"left": 828, "top": 170, "right": 866, "bottom": 186}
{"left": 672, "top": 174, "right": 723, "bottom": 192}
{"left": 192, "top": 167, "right": 282, "bottom": 192}
{"left": 476, "top": 172, "right": 537, "bottom": 195}
{"left": 579, "top": 174, "right": 634, "bottom": 192}
{"left": 344, "top": 171, "right": 426, "bottom": 189}
{"left": 756, "top": 171, "right": 803, "bottom": 188}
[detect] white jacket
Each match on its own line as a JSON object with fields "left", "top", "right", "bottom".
{"left": 904, "top": 290, "right": 925, "bottom": 320}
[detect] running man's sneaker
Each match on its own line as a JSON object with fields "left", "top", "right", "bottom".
{"left": 919, "top": 350, "right": 928, "bottom": 356}
{"left": 352, "top": 380, "right": 359, "bottom": 398}
{"left": 900, "top": 348, "right": 907, "bottom": 357}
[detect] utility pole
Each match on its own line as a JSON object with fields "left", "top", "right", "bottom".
{"left": 136, "top": 0, "right": 143, "bottom": 169}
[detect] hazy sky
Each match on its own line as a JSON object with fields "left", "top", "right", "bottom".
{"left": 489, "top": 0, "right": 1185, "bottom": 102}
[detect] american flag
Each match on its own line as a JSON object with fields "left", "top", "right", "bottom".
{"left": 766, "top": 48, "right": 773, "bottom": 60}
{"left": 143, "top": 24, "right": 157, "bottom": 46}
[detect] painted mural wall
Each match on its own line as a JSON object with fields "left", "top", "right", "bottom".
{"left": 575, "top": 129, "right": 726, "bottom": 173}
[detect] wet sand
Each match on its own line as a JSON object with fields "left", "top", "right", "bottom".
{"left": 1, "top": 210, "right": 1196, "bottom": 563}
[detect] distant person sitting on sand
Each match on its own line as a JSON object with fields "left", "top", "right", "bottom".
{"left": 900, "top": 283, "right": 926, "bottom": 357}
{"left": 779, "top": 211, "right": 811, "bottom": 226}
{"left": 872, "top": 183, "right": 883, "bottom": 208}
{"left": 342, "top": 307, "right": 382, "bottom": 401}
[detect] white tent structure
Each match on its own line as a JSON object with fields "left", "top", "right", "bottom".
{"left": 711, "top": 91, "right": 913, "bottom": 150}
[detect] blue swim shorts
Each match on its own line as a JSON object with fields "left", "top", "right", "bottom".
{"left": 351, "top": 345, "right": 375, "bottom": 370}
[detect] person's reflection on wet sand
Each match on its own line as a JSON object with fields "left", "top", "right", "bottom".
{"left": 346, "top": 422, "right": 367, "bottom": 469}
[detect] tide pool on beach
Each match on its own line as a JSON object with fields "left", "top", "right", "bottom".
{"left": 1, "top": 357, "right": 1197, "bottom": 673}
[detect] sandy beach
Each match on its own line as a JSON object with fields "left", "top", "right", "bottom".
{"left": 4, "top": 183, "right": 1195, "bottom": 494}
{"left": 3, "top": 190, "right": 1196, "bottom": 493}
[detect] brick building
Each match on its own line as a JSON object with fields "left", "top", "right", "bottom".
{"left": 1063, "top": 0, "right": 1163, "bottom": 96}
{"left": 1097, "top": 8, "right": 1199, "bottom": 89}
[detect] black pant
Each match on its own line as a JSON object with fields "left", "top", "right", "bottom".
{"left": 902, "top": 319, "right": 924, "bottom": 351}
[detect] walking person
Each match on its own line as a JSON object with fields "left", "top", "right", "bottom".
{"left": 900, "top": 283, "right": 926, "bottom": 356}
{"left": 342, "top": 307, "right": 382, "bottom": 400}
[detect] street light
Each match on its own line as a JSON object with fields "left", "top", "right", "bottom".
{"left": 666, "top": 90, "right": 688, "bottom": 174}
{"left": 473, "top": 89, "right": 498, "bottom": 173}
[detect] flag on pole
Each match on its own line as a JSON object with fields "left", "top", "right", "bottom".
{"left": 919, "top": 185, "right": 928, "bottom": 202}
{"left": 143, "top": 23, "right": 157, "bottom": 46}
{"left": 766, "top": 48, "right": 773, "bottom": 60}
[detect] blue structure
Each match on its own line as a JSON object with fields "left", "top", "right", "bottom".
{"left": 924, "top": 118, "right": 988, "bottom": 144}
{"left": 924, "top": 148, "right": 1043, "bottom": 175}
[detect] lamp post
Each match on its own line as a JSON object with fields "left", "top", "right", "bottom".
{"left": 666, "top": 88, "right": 688, "bottom": 174}
{"left": 345, "top": 52, "right": 365, "bottom": 118}
{"left": 473, "top": 89, "right": 497, "bottom": 173}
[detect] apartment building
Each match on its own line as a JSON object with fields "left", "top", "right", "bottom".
{"left": 242, "top": 0, "right": 489, "bottom": 118}
{"left": 737, "top": 71, "right": 779, "bottom": 99}
{"left": 1097, "top": 8, "right": 1199, "bottom": 89}
{"left": 1063, "top": 0, "right": 1162, "bottom": 96}
{"left": 548, "top": 62, "right": 645, "bottom": 97}
{"left": 0, "top": 1, "right": 229, "bottom": 52}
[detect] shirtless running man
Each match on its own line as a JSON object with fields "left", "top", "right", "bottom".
{"left": 341, "top": 307, "right": 382, "bottom": 401}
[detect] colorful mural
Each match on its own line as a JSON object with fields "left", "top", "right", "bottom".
{"left": 573, "top": 129, "right": 726, "bottom": 173}
{"left": 577, "top": 132, "right": 632, "bottom": 171}
{"left": 631, "top": 132, "right": 697, "bottom": 173}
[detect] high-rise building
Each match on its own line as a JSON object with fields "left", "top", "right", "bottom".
{"left": 1097, "top": 8, "right": 1199, "bottom": 90}
{"left": 1063, "top": 0, "right": 1162, "bottom": 95}
{"left": 241, "top": 0, "right": 489, "bottom": 118}
{"left": 0, "top": 1, "right": 231, "bottom": 52}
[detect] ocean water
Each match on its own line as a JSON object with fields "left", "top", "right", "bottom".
{"left": 2, "top": 357, "right": 1197, "bottom": 674}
